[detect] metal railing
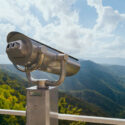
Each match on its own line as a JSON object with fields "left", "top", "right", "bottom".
{"left": 0, "top": 109, "right": 125, "bottom": 125}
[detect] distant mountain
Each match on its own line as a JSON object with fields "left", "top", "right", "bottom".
{"left": 0, "top": 65, "right": 109, "bottom": 122}
{"left": 87, "top": 57, "right": 125, "bottom": 66}
{"left": 1, "top": 60, "right": 125, "bottom": 118}
{"left": 61, "top": 60, "right": 125, "bottom": 118}
{"left": 59, "top": 92, "right": 108, "bottom": 117}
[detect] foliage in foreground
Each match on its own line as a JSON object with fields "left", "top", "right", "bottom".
{"left": 0, "top": 84, "right": 26, "bottom": 125}
{"left": 0, "top": 84, "right": 85, "bottom": 125}
{"left": 59, "top": 97, "right": 86, "bottom": 125}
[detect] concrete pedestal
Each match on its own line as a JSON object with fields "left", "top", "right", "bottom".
{"left": 26, "top": 86, "right": 58, "bottom": 125}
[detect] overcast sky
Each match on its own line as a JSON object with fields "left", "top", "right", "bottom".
{"left": 0, "top": 0, "right": 125, "bottom": 63}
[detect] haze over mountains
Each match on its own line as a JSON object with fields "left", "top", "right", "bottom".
{"left": 1, "top": 60, "right": 125, "bottom": 118}
{"left": 84, "top": 57, "right": 125, "bottom": 66}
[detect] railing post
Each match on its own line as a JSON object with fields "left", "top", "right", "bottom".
{"left": 26, "top": 86, "right": 58, "bottom": 125}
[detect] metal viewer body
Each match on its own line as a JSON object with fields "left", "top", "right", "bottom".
{"left": 6, "top": 31, "right": 80, "bottom": 88}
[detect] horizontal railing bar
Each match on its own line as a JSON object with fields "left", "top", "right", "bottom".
{"left": 0, "top": 109, "right": 125, "bottom": 125}
{"left": 0, "top": 109, "right": 26, "bottom": 116}
{"left": 50, "top": 112, "right": 125, "bottom": 125}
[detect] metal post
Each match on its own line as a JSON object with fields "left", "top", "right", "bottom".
{"left": 26, "top": 86, "right": 58, "bottom": 125}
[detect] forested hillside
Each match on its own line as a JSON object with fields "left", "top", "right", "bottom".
{"left": 0, "top": 60, "right": 125, "bottom": 124}
{"left": 0, "top": 65, "right": 105, "bottom": 125}
{"left": 61, "top": 60, "right": 125, "bottom": 118}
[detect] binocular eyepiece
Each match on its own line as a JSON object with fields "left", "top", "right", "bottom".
{"left": 6, "top": 32, "right": 80, "bottom": 88}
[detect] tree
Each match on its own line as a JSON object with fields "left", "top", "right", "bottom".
{"left": 0, "top": 84, "right": 26, "bottom": 125}
{"left": 59, "top": 97, "right": 86, "bottom": 125}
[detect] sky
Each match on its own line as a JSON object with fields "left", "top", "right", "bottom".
{"left": 0, "top": 0, "right": 125, "bottom": 63}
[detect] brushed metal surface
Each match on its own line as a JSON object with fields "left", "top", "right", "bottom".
{"left": 6, "top": 31, "right": 80, "bottom": 76}
{"left": 50, "top": 113, "right": 125, "bottom": 125}
{"left": 0, "top": 109, "right": 26, "bottom": 116}
{"left": 1, "top": 109, "right": 125, "bottom": 125}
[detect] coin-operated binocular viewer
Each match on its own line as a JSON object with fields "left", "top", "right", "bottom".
{"left": 6, "top": 32, "right": 80, "bottom": 125}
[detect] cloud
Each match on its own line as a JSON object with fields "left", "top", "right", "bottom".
{"left": 0, "top": 0, "right": 125, "bottom": 64}
{"left": 83, "top": 0, "right": 125, "bottom": 58}
{"left": 87, "top": 0, "right": 125, "bottom": 33}
{"left": 0, "top": 23, "right": 15, "bottom": 54}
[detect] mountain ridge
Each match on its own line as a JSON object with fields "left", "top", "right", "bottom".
{"left": 1, "top": 60, "right": 125, "bottom": 118}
